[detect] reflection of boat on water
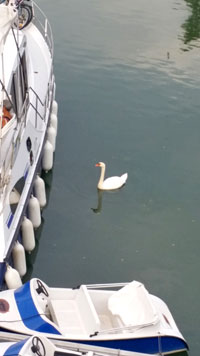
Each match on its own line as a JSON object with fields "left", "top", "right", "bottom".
{"left": 0, "top": 0, "right": 58, "bottom": 289}
{"left": 0, "top": 278, "right": 188, "bottom": 355}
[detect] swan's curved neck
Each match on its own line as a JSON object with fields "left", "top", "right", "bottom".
{"left": 98, "top": 165, "right": 106, "bottom": 189}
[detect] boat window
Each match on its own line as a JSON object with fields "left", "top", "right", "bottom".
{"left": 14, "top": 71, "right": 23, "bottom": 117}
{"left": 11, "top": 52, "right": 28, "bottom": 118}
{"left": 21, "top": 52, "right": 28, "bottom": 98}
{"left": 10, "top": 75, "right": 17, "bottom": 115}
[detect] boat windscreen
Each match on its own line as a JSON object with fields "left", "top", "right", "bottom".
{"left": 54, "top": 352, "right": 81, "bottom": 356}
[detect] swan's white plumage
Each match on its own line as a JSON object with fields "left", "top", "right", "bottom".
{"left": 96, "top": 162, "right": 128, "bottom": 190}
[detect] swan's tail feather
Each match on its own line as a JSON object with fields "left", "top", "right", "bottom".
{"left": 121, "top": 173, "right": 128, "bottom": 185}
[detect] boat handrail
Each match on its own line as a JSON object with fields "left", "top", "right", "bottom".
{"left": 28, "top": 85, "right": 49, "bottom": 127}
{"left": 29, "top": 102, "right": 44, "bottom": 123}
{"left": 32, "top": 1, "right": 54, "bottom": 57}
{"left": 0, "top": 85, "right": 47, "bottom": 196}
{"left": 0, "top": 80, "right": 50, "bottom": 176}
{"left": 86, "top": 283, "right": 129, "bottom": 289}
{"left": 91, "top": 322, "right": 156, "bottom": 336}
{"left": 29, "top": 86, "right": 44, "bottom": 107}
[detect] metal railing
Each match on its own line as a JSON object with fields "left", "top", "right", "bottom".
{"left": 32, "top": 1, "right": 54, "bottom": 57}
{"left": 28, "top": 86, "right": 46, "bottom": 127}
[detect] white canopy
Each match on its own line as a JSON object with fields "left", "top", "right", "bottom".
{"left": 0, "top": 5, "right": 17, "bottom": 54}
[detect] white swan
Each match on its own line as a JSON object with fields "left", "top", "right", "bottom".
{"left": 95, "top": 162, "right": 128, "bottom": 190}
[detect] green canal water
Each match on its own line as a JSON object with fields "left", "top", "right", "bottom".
{"left": 24, "top": 1, "right": 200, "bottom": 355}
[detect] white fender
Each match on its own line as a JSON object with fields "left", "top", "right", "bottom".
{"left": 28, "top": 195, "right": 41, "bottom": 228}
{"left": 34, "top": 175, "right": 46, "bottom": 208}
{"left": 47, "top": 125, "right": 56, "bottom": 152}
{"left": 5, "top": 265, "right": 22, "bottom": 289}
{"left": 10, "top": 188, "right": 20, "bottom": 205}
{"left": 53, "top": 78, "right": 56, "bottom": 98}
{"left": 50, "top": 113, "right": 58, "bottom": 136}
{"left": 51, "top": 100, "right": 58, "bottom": 116}
{"left": 12, "top": 241, "right": 27, "bottom": 277}
{"left": 42, "top": 140, "right": 53, "bottom": 172}
{"left": 21, "top": 216, "right": 35, "bottom": 252}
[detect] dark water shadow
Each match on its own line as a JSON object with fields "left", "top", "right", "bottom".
{"left": 41, "top": 169, "right": 54, "bottom": 207}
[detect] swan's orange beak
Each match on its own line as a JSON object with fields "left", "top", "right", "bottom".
{"left": 95, "top": 163, "right": 100, "bottom": 167}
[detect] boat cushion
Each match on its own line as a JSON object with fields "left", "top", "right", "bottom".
{"left": 49, "top": 299, "right": 84, "bottom": 335}
{"left": 108, "top": 281, "right": 158, "bottom": 327}
{"left": 76, "top": 285, "right": 100, "bottom": 334}
{"left": 49, "top": 285, "right": 100, "bottom": 335}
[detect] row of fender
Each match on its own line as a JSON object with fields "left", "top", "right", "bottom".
{"left": 5, "top": 100, "right": 58, "bottom": 289}
{"left": 42, "top": 100, "right": 58, "bottom": 172}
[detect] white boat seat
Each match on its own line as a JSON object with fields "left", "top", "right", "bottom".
{"left": 49, "top": 285, "right": 100, "bottom": 336}
{"left": 48, "top": 299, "right": 84, "bottom": 335}
{"left": 108, "top": 281, "right": 158, "bottom": 327}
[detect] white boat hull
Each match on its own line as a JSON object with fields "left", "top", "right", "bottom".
{"left": 0, "top": 1, "right": 57, "bottom": 289}
{"left": 0, "top": 279, "right": 188, "bottom": 355}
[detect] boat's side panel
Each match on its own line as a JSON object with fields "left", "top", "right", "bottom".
{"left": 3, "top": 339, "right": 27, "bottom": 356}
{"left": 14, "top": 282, "right": 61, "bottom": 335}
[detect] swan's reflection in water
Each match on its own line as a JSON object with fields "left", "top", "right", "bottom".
{"left": 91, "top": 190, "right": 103, "bottom": 214}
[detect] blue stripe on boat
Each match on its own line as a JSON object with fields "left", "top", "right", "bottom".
{"left": 0, "top": 262, "right": 6, "bottom": 290}
{"left": 6, "top": 213, "right": 13, "bottom": 228}
{"left": 71, "top": 336, "right": 188, "bottom": 355}
{"left": 4, "top": 339, "right": 27, "bottom": 356}
{"left": 24, "top": 166, "right": 29, "bottom": 180}
{"left": 14, "top": 281, "right": 61, "bottom": 335}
